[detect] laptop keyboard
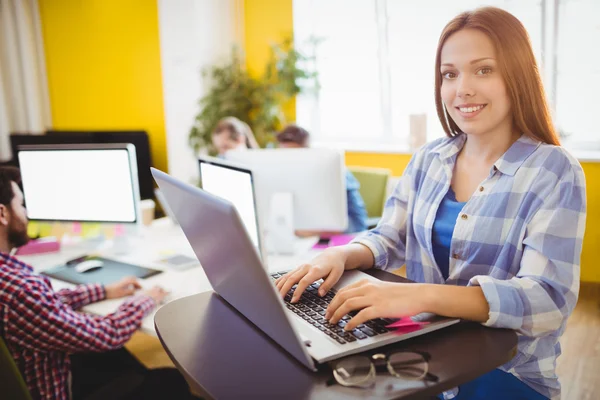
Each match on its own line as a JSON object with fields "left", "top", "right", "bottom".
{"left": 270, "top": 272, "right": 395, "bottom": 345}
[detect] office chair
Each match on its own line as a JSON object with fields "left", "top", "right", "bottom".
{"left": 0, "top": 336, "right": 32, "bottom": 400}
{"left": 1, "top": 335, "right": 145, "bottom": 400}
{"left": 348, "top": 166, "right": 392, "bottom": 228}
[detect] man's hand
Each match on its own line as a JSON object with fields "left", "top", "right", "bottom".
{"left": 105, "top": 277, "right": 142, "bottom": 299}
{"left": 142, "top": 286, "right": 170, "bottom": 304}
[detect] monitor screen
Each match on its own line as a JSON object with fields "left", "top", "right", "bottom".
{"left": 226, "top": 148, "right": 348, "bottom": 231}
{"left": 18, "top": 147, "right": 138, "bottom": 223}
{"left": 199, "top": 160, "right": 261, "bottom": 258}
{"left": 10, "top": 131, "right": 154, "bottom": 200}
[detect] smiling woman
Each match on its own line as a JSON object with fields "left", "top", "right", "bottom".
{"left": 434, "top": 7, "right": 559, "bottom": 147}
{"left": 276, "top": 6, "right": 586, "bottom": 400}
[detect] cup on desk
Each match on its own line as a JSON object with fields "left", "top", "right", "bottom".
{"left": 140, "top": 199, "right": 156, "bottom": 226}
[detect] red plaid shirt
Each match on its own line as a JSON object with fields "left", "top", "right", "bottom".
{"left": 0, "top": 252, "right": 156, "bottom": 400}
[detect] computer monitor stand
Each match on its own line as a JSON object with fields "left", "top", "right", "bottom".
{"left": 265, "top": 192, "right": 295, "bottom": 255}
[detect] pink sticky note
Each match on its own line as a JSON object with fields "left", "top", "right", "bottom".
{"left": 72, "top": 222, "right": 82, "bottom": 234}
{"left": 114, "top": 224, "right": 125, "bottom": 236}
{"left": 388, "top": 325, "right": 423, "bottom": 335}
{"left": 312, "top": 241, "right": 330, "bottom": 250}
{"left": 329, "top": 234, "right": 358, "bottom": 246}
{"left": 386, "top": 317, "right": 430, "bottom": 329}
{"left": 311, "top": 233, "right": 357, "bottom": 249}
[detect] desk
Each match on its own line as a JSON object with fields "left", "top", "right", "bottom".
{"left": 155, "top": 270, "right": 518, "bottom": 400}
{"left": 18, "top": 218, "right": 319, "bottom": 335}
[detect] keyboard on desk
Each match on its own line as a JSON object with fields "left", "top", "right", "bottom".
{"left": 270, "top": 272, "right": 395, "bottom": 345}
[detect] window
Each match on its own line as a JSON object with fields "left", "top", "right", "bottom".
{"left": 294, "top": 0, "right": 598, "bottom": 149}
{"left": 294, "top": 0, "right": 384, "bottom": 143}
{"left": 555, "top": 0, "right": 600, "bottom": 147}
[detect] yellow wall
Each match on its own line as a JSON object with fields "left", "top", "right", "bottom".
{"left": 244, "top": 0, "right": 295, "bottom": 121}
{"left": 579, "top": 163, "right": 600, "bottom": 282}
{"left": 346, "top": 152, "right": 411, "bottom": 176}
{"left": 38, "top": 0, "right": 168, "bottom": 172}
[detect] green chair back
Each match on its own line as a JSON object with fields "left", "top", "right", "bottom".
{"left": 348, "top": 166, "right": 391, "bottom": 219}
{"left": 0, "top": 336, "right": 32, "bottom": 400}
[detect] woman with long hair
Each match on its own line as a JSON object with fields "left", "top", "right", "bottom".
{"left": 275, "top": 7, "right": 586, "bottom": 399}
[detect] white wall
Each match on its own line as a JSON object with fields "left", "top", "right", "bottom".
{"left": 157, "top": 0, "right": 241, "bottom": 184}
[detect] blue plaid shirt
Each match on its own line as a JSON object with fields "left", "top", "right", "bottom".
{"left": 355, "top": 134, "right": 587, "bottom": 399}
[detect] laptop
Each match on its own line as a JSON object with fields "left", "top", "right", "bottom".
{"left": 151, "top": 167, "right": 459, "bottom": 371}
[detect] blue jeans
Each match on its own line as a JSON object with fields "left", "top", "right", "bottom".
{"left": 438, "top": 369, "right": 549, "bottom": 400}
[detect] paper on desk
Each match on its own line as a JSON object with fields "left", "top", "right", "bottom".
{"left": 39, "top": 223, "right": 53, "bottom": 238}
{"left": 81, "top": 223, "right": 101, "bottom": 238}
{"left": 28, "top": 222, "right": 40, "bottom": 238}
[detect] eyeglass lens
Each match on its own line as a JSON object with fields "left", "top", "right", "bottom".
{"left": 333, "top": 356, "right": 373, "bottom": 386}
{"left": 388, "top": 352, "right": 428, "bottom": 380}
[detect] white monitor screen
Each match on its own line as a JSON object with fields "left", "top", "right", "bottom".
{"left": 199, "top": 161, "right": 260, "bottom": 256}
{"left": 18, "top": 148, "right": 137, "bottom": 223}
{"left": 226, "top": 148, "right": 348, "bottom": 231}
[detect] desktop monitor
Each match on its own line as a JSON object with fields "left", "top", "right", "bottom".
{"left": 17, "top": 143, "right": 141, "bottom": 225}
{"left": 198, "top": 157, "right": 265, "bottom": 260}
{"left": 10, "top": 131, "right": 154, "bottom": 200}
{"left": 225, "top": 148, "right": 348, "bottom": 231}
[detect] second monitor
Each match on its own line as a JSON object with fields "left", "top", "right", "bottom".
{"left": 17, "top": 143, "right": 141, "bottom": 225}
{"left": 225, "top": 148, "right": 348, "bottom": 232}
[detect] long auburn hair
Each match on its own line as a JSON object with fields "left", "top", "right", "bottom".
{"left": 434, "top": 7, "right": 560, "bottom": 146}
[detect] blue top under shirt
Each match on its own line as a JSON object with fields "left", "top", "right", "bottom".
{"left": 432, "top": 187, "right": 466, "bottom": 280}
{"left": 432, "top": 187, "right": 549, "bottom": 400}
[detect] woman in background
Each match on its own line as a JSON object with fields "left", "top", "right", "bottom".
{"left": 211, "top": 116, "right": 259, "bottom": 156}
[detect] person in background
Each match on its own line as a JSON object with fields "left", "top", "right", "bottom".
{"left": 276, "top": 124, "right": 368, "bottom": 234}
{"left": 0, "top": 166, "right": 196, "bottom": 400}
{"left": 211, "top": 116, "right": 259, "bottom": 156}
{"left": 276, "top": 7, "right": 586, "bottom": 400}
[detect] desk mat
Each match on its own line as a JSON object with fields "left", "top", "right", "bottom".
{"left": 42, "top": 256, "right": 162, "bottom": 285}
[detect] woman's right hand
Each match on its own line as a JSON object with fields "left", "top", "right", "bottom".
{"left": 275, "top": 247, "right": 347, "bottom": 303}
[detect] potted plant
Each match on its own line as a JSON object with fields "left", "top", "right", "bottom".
{"left": 189, "top": 37, "right": 319, "bottom": 156}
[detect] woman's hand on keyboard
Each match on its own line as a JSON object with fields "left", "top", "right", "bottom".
{"left": 275, "top": 247, "right": 347, "bottom": 302}
{"left": 325, "top": 280, "right": 428, "bottom": 330}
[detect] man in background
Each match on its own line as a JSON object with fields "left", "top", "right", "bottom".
{"left": 276, "top": 124, "right": 368, "bottom": 233}
{"left": 0, "top": 166, "right": 195, "bottom": 399}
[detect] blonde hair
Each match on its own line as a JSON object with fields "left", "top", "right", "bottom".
{"left": 434, "top": 6, "right": 560, "bottom": 145}
{"left": 212, "top": 117, "right": 259, "bottom": 149}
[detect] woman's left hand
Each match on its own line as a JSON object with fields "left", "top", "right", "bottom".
{"left": 325, "top": 280, "right": 431, "bottom": 331}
